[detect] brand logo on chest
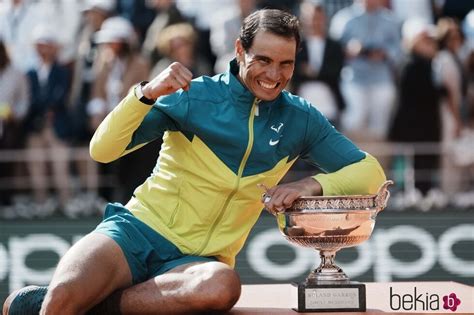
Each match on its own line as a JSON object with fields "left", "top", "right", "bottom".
{"left": 269, "top": 123, "right": 284, "bottom": 146}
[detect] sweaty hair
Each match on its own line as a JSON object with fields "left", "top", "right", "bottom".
{"left": 239, "top": 9, "right": 300, "bottom": 52}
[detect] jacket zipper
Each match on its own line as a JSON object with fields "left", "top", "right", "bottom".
{"left": 195, "top": 98, "right": 258, "bottom": 255}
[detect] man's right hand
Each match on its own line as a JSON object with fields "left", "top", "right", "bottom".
{"left": 142, "top": 62, "right": 193, "bottom": 99}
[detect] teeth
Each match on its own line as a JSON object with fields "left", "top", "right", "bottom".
{"left": 258, "top": 81, "right": 277, "bottom": 89}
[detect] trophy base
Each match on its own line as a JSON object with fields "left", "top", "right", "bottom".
{"left": 293, "top": 281, "right": 366, "bottom": 312}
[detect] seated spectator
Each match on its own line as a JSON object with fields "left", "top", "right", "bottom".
{"left": 150, "top": 23, "right": 211, "bottom": 79}
{"left": 23, "top": 26, "right": 72, "bottom": 216}
{"left": 0, "top": 38, "right": 29, "bottom": 206}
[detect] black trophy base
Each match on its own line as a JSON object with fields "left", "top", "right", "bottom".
{"left": 293, "top": 281, "right": 366, "bottom": 312}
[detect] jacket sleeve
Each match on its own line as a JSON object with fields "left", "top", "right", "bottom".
{"left": 301, "top": 105, "right": 386, "bottom": 195}
{"left": 89, "top": 89, "right": 187, "bottom": 163}
{"left": 313, "top": 153, "right": 386, "bottom": 195}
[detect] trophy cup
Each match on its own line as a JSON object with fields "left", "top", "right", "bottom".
{"left": 276, "top": 180, "right": 393, "bottom": 312}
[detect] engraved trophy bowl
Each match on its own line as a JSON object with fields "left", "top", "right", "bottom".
{"left": 277, "top": 180, "right": 393, "bottom": 285}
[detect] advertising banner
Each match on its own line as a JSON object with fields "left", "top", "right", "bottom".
{"left": 0, "top": 210, "right": 473, "bottom": 303}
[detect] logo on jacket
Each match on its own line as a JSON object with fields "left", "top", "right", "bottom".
{"left": 270, "top": 123, "right": 284, "bottom": 133}
{"left": 269, "top": 123, "right": 284, "bottom": 146}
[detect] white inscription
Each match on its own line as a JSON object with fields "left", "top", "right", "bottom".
{"left": 305, "top": 288, "right": 359, "bottom": 309}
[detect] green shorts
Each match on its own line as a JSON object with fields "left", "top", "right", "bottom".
{"left": 94, "top": 203, "right": 216, "bottom": 284}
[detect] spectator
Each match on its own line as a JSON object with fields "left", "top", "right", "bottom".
{"left": 87, "top": 16, "right": 152, "bottom": 203}
{"left": 438, "top": 0, "right": 473, "bottom": 21}
{"left": 176, "top": 0, "right": 236, "bottom": 72}
{"left": 435, "top": 17, "right": 468, "bottom": 194}
{"left": 87, "top": 16, "right": 149, "bottom": 130}
{"left": 339, "top": 0, "right": 401, "bottom": 143}
{"left": 256, "top": 0, "right": 301, "bottom": 13}
{"left": 70, "top": 0, "right": 115, "bottom": 123}
{"left": 23, "top": 26, "right": 72, "bottom": 215}
{"left": 293, "top": 0, "right": 345, "bottom": 126}
{"left": 390, "top": 0, "right": 436, "bottom": 24}
{"left": 151, "top": 23, "right": 212, "bottom": 79}
{"left": 141, "top": 0, "right": 187, "bottom": 66}
{"left": 0, "top": 0, "right": 41, "bottom": 71}
{"left": 0, "top": 38, "right": 29, "bottom": 206}
{"left": 465, "top": 12, "right": 474, "bottom": 127}
{"left": 0, "top": 0, "right": 82, "bottom": 71}
{"left": 115, "top": 0, "right": 155, "bottom": 44}
{"left": 389, "top": 19, "right": 442, "bottom": 195}
{"left": 328, "top": 0, "right": 364, "bottom": 41}
{"left": 65, "top": 0, "right": 116, "bottom": 217}
{"left": 321, "top": 0, "right": 354, "bottom": 20}
{"left": 210, "top": 0, "right": 257, "bottom": 73}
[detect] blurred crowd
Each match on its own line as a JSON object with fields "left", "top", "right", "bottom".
{"left": 1, "top": 0, "right": 474, "bottom": 218}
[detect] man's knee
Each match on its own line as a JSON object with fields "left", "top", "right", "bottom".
{"left": 211, "top": 266, "right": 241, "bottom": 311}
{"left": 194, "top": 262, "right": 241, "bottom": 312}
{"left": 41, "top": 283, "right": 80, "bottom": 314}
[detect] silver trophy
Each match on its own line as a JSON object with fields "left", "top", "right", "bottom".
{"left": 276, "top": 180, "right": 393, "bottom": 312}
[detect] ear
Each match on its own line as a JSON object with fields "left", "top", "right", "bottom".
{"left": 235, "top": 38, "right": 244, "bottom": 62}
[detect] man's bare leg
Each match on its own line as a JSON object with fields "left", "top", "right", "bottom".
{"left": 4, "top": 235, "right": 241, "bottom": 314}
{"left": 115, "top": 261, "right": 241, "bottom": 314}
{"left": 40, "top": 232, "right": 133, "bottom": 315}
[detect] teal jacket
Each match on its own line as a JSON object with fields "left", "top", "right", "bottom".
{"left": 90, "top": 60, "right": 386, "bottom": 266}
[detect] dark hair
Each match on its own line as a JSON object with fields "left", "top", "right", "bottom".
{"left": 239, "top": 9, "right": 300, "bottom": 52}
{"left": 0, "top": 40, "right": 10, "bottom": 71}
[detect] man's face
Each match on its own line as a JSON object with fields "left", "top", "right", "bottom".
{"left": 35, "top": 43, "right": 58, "bottom": 63}
{"left": 236, "top": 30, "right": 296, "bottom": 101}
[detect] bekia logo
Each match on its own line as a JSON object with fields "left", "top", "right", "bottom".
{"left": 390, "top": 287, "right": 461, "bottom": 312}
{"left": 443, "top": 293, "right": 461, "bottom": 312}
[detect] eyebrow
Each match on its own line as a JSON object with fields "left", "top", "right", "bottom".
{"left": 254, "top": 54, "right": 295, "bottom": 64}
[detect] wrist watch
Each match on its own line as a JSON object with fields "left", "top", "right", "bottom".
{"left": 134, "top": 81, "right": 156, "bottom": 105}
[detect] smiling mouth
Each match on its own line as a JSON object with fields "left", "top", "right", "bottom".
{"left": 258, "top": 80, "right": 279, "bottom": 89}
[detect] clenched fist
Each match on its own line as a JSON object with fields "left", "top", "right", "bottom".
{"left": 142, "top": 62, "right": 193, "bottom": 99}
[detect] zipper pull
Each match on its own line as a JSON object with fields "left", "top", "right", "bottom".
{"left": 254, "top": 99, "right": 261, "bottom": 117}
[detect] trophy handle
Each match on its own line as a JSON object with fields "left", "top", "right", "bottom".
{"left": 374, "top": 180, "right": 394, "bottom": 213}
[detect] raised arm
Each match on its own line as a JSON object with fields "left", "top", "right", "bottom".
{"left": 90, "top": 62, "right": 193, "bottom": 163}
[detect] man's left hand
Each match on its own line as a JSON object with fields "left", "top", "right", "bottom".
{"left": 261, "top": 177, "right": 322, "bottom": 215}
